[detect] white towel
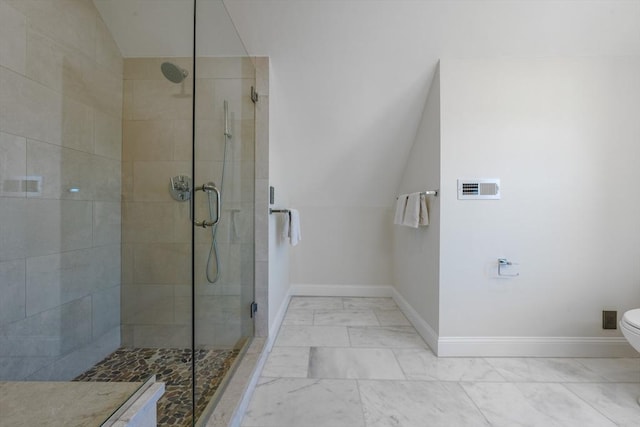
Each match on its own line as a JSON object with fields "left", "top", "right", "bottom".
{"left": 402, "top": 192, "right": 421, "bottom": 228}
{"left": 394, "top": 194, "right": 408, "bottom": 225}
{"left": 288, "top": 209, "right": 301, "bottom": 246}
{"left": 419, "top": 194, "right": 429, "bottom": 226}
{"left": 281, "top": 211, "right": 290, "bottom": 242}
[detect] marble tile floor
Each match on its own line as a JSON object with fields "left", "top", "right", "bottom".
{"left": 241, "top": 296, "right": 640, "bottom": 427}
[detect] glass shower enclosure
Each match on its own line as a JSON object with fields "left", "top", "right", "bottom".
{"left": 0, "top": 0, "right": 255, "bottom": 425}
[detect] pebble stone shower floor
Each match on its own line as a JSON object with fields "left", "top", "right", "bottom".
{"left": 74, "top": 347, "right": 239, "bottom": 427}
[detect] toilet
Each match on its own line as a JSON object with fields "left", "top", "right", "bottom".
{"left": 620, "top": 309, "right": 640, "bottom": 351}
{"left": 620, "top": 309, "right": 640, "bottom": 405}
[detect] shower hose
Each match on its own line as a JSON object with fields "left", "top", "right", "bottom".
{"left": 205, "top": 127, "right": 231, "bottom": 284}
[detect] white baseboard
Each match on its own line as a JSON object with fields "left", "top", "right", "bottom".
{"left": 438, "top": 336, "right": 637, "bottom": 357}
{"left": 290, "top": 284, "right": 393, "bottom": 297}
{"left": 267, "top": 290, "right": 293, "bottom": 352}
{"left": 391, "top": 288, "right": 439, "bottom": 354}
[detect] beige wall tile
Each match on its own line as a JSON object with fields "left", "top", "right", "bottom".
{"left": 0, "top": 67, "right": 62, "bottom": 145}
{"left": 25, "top": 29, "right": 67, "bottom": 94}
{"left": 7, "top": 0, "right": 97, "bottom": 60}
{"left": 25, "top": 249, "right": 95, "bottom": 316}
{"left": 92, "top": 285, "right": 120, "bottom": 338}
{"left": 132, "top": 161, "right": 190, "bottom": 202}
{"left": 0, "top": 0, "right": 123, "bottom": 379}
{"left": 92, "top": 155, "right": 121, "bottom": 201}
{"left": 173, "top": 202, "right": 191, "bottom": 243}
{"left": 62, "top": 97, "right": 94, "bottom": 153}
{"left": 133, "top": 243, "right": 190, "bottom": 284}
{"left": 195, "top": 119, "right": 226, "bottom": 162}
{"left": 123, "top": 58, "right": 156, "bottom": 81}
{"left": 212, "top": 78, "right": 255, "bottom": 120}
{"left": 174, "top": 288, "right": 190, "bottom": 326}
{"left": 1, "top": 296, "right": 92, "bottom": 360}
{"left": 194, "top": 160, "right": 223, "bottom": 192}
{"left": 121, "top": 244, "right": 134, "bottom": 285}
{"left": 196, "top": 57, "right": 255, "bottom": 79}
{"left": 121, "top": 160, "right": 133, "bottom": 202}
{"left": 0, "top": 132, "right": 27, "bottom": 198}
{"left": 255, "top": 179, "right": 269, "bottom": 262}
{"left": 122, "top": 285, "right": 174, "bottom": 325}
{"left": 26, "top": 139, "right": 94, "bottom": 200}
{"left": 255, "top": 94, "right": 269, "bottom": 179}
{"left": 124, "top": 57, "right": 191, "bottom": 81}
{"left": 91, "top": 244, "right": 120, "bottom": 290}
{"left": 0, "top": 1, "right": 26, "bottom": 74}
{"left": 123, "top": 120, "right": 174, "bottom": 162}
{"left": 0, "top": 198, "right": 27, "bottom": 261}
{"left": 95, "top": 14, "right": 122, "bottom": 77}
{"left": 93, "top": 201, "right": 121, "bottom": 246}
{"left": 90, "top": 67, "right": 123, "bottom": 118}
{"left": 172, "top": 119, "right": 193, "bottom": 161}
{"left": 94, "top": 110, "right": 122, "bottom": 160}
{"left": 122, "top": 201, "right": 175, "bottom": 243}
{"left": 195, "top": 78, "right": 215, "bottom": 120}
{"left": 254, "top": 57, "right": 269, "bottom": 94}
{"left": 0, "top": 259, "right": 26, "bottom": 325}
{"left": 132, "top": 324, "right": 190, "bottom": 348}
{"left": 131, "top": 79, "right": 193, "bottom": 121}
{"left": 25, "top": 199, "right": 93, "bottom": 257}
{"left": 122, "top": 80, "right": 134, "bottom": 120}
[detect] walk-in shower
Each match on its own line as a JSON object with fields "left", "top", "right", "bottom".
{"left": 0, "top": 0, "right": 257, "bottom": 426}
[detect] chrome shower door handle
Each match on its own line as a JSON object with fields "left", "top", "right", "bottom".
{"left": 211, "top": 184, "right": 221, "bottom": 226}
{"left": 194, "top": 182, "right": 221, "bottom": 228}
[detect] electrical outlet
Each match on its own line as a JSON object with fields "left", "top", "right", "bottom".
{"left": 603, "top": 310, "right": 617, "bottom": 330}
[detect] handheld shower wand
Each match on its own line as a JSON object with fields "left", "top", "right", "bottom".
{"left": 224, "top": 100, "right": 232, "bottom": 138}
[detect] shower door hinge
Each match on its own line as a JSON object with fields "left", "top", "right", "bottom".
{"left": 250, "top": 86, "right": 259, "bottom": 104}
{"left": 250, "top": 301, "right": 258, "bottom": 318}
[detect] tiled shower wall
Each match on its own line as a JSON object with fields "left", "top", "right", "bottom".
{"left": 0, "top": 0, "right": 123, "bottom": 380}
{"left": 121, "top": 57, "right": 255, "bottom": 349}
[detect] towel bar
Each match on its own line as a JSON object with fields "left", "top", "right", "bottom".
{"left": 396, "top": 190, "right": 438, "bottom": 199}
{"left": 269, "top": 208, "right": 290, "bottom": 214}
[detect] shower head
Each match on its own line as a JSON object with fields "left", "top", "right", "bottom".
{"left": 161, "top": 62, "right": 188, "bottom": 83}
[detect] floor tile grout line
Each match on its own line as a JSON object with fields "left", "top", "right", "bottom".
{"left": 355, "top": 379, "right": 368, "bottom": 427}
{"left": 557, "top": 382, "right": 621, "bottom": 426}
{"left": 458, "top": 381, "right": 495, "bottom": 426}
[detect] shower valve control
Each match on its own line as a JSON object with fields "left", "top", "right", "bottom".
{"left": 170, "top": 175, "right": 191, "bottom": 201}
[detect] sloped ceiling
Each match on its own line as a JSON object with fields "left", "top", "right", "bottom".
{"left": 93, "top": 0, "right": 248, "bottom": 57}
{"left": 95, "top": 0, "right": 640, "bottom": 207}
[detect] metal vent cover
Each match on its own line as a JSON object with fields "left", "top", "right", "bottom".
{"left": 457, "top": 178, "right": 500, "bottom": 200}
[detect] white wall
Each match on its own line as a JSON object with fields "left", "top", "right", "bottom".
{"left": 392, "top": 66, "right": 441, "bottom": 336}
{"left": 438, "top": 57, "right": 640, "bottom": 355}
{"left": 267, "top": 63, "right": 292, "bottom": 334}
{"left": 224, "top": 1, "right": 640, "bottom": 291}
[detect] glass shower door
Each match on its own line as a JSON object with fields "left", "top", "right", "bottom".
{"left": 192, "top": 0, "right": 256, "bottom": 421}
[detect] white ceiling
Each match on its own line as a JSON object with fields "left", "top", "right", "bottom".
{"left": 94, "top": 0, "right": 640, "bottom": 207}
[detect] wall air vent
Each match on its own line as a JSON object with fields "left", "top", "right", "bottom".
{"left": 457, "top": 178, "right": 500, "bottom": 200}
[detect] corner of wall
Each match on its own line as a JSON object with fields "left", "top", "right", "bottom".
{"left": 391, "top": 63, "right": 441, "bottom": 341}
